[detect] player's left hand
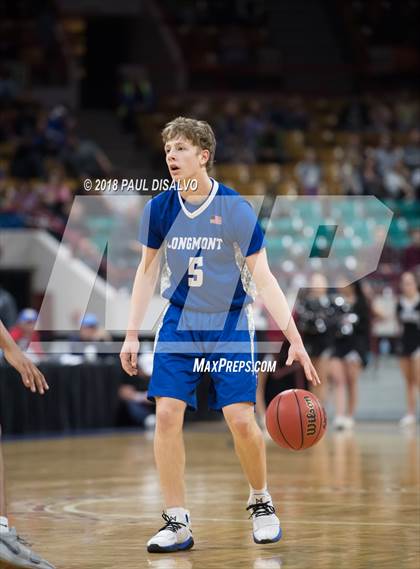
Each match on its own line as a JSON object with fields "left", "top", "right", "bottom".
{"left": 286, "top": 343, "right": 321, "bottom": 386}
{"left": 3, "top": 346, "right": 49, "bottom": 394}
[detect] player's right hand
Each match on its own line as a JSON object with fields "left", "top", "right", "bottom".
{"left": 120, "top": 337, "right": 140, "bottom": 376}
{"left": 3, "top": 346, "right": 49, "bottom": 394}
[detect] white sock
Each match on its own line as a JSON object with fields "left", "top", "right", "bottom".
{"left": 249, "top": 486, "right": 271, "bottom": 504}
{"left": 166, "top": 507, "right": 190, "bottom": 525}
{"left": 0, "top": 516, "right": 9, "bottom": 533}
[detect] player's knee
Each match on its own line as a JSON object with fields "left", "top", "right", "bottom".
{"left": 227, "top": 414, "right": 254, "bottom": 439}
{"left": 155, "top": 404, "right": 183, "bottom": 434}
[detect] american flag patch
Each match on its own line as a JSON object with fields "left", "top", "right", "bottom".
{"left": 210, "top": 215, "right": 222, "bottom": 225}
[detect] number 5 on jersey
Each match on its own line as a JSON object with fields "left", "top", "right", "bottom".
{"left": 188, "top": 256, "right": 203, "bottom": 287}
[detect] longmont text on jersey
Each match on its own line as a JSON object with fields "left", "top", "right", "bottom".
{"left": 167, "top": 236, "right": 224, "bottom": 250}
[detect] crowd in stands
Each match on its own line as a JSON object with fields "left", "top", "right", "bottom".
{"left": 1, "top": 88, "right": 419, "bottom": 290}
{"left": 188, "top": 95, "right": 420, "bottom": 201}
{"left": 0, "top": 82, "right": 119, "bottom": 278}
{"left": 0, "top": 0, "right": 69, "bottom": 86}
{"left": 161, "top": 0, "right": 271, "bottom": 69}
{"left": 139, "top": 94, "right": 420, "bottom": 202}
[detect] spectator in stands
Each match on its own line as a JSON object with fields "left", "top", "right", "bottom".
{"left": 403, "top": 229, "right": 420, "bottom": 273}
{"left": 403, "top": 128, "right": 420, "bottom": 197}
{"left": 9, "top": 308, "right": 43, "bottom": 357}
{"left": 369, "top": 101, "right": 394, "bottom": 133}
{"left": 395, "top": 271, "right": 420, "bottom": 428}
{"left": 296, "top": 148, "right": 322, "bottom": 195}
{"left": 215, "top": 99, "right": 245, "bottom": 163}
{"left": 243, "top": 100, "right": 265, "bottom": 158}
{"left": 383, "top": 159, "right": 414, "bottom": 199}
{"left": 10, "top": 133, "right": 45, "bottom": 179}
{"left": 0, "top": 64, "right": 19, "bottom": 102}
{"left": 8, "top": 180, "right": 40, "bottom": 215}
{"left": 360, "top": 153, "right": 383, "bottom": 197}
{"left": 79, "top": 313, "right": 110, "bottom": 342}
{"left": 374, "top": 133, "right": 401, "bottom": 176}
{"left": 59, "top": 197, "right": 107, "bottom": 275}
{"left": 403, "top": 128, "right": 420, "bottom": 170}
{"left": 60, "top": 133, "right": 113, "bottom": 179}
{"left": 338, "top": 98, "right": 369, "bottom": 131}
{"left": 42, "top": 166, "right": 72, "bottom": 218}
{"left": 70, "top": 313, "right": 112, "bottom": 360}
{"left": 395, "top": 93, "right": 419, "bottom": 131}
{"left": 118, "top": 68, "right": 155, "bottom": 132}
{"left": 109, "top": 201, "right": 142, "bottom": 288}
{"left": 341, "top": 153, "right": 363, "bottom": 195}
{"left": 257, "top": 120, "right": 285, "bottom": 163}
{"left": 118, "top": 344, "right": 155, "bottom": 429}
{"left": 243, "top": 101, "right": 265, "bottom": 134}
{"left": 342, "top": 133, "right": 363, "bottom": 167}
{"left": 0, "top": 286, "right": 17, "bottom": 331}
{"left": 283, "top": 96, "right": 309, "bottom": 131}
{"left": 45, "top": 105, "right": 72, "bottom": 154}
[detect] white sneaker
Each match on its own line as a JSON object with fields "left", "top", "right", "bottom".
{"left": 0, "top": 527, "right": 55, "bottom": 568}
{"left": 147, "top": 510, "right": 193, "bottom": 553}
{"left": 345, "top": 416, "right": 355, "bottom": 429}
{"left": 399, "top": 415, "right": 416, "bottom": 428}
{"left": 333, "top": 415, "right": 347, "bottom": 430}
{"left": 247, "top": 495, "right": 282, "bottom": 544}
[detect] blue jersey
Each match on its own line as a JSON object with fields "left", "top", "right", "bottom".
{"left": 138, "top": 179, "right": 265, "bottom": 313}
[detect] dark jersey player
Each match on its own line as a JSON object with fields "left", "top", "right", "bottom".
{"left": 120, "top": 117, "right": 320, "bottom": 553}
{"left": 0, "top": 320, "right": 55, "bottom": 568}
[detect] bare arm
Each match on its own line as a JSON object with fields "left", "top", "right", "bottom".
{"left": 246, "top": 249, "right": 320, "bottom": 385}
{"left": 120, "top": 245, "right": 161, "bottom": 376}
{"left": 0, "top": 320, "right": 49, "bottom": 394}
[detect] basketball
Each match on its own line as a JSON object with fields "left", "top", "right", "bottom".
{"left": 265, "top": 389, "right": 327, "bottom": 450}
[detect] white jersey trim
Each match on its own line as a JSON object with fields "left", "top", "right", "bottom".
{"left": 245, "top": 303, "right": 255, "bottom": 368}
{"left": 153, "top": 303, "right": 171, "bottom": 357}
{"left": 177, "top": 178, "right": 219, "bottom": 219}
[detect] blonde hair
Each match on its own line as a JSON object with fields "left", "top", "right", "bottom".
{"left": 162, "top": 116, "right": 216, "bottom": 171}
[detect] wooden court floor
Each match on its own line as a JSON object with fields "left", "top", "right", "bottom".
{"left": 1, "top": 424, "right": 419, "bottom": 569}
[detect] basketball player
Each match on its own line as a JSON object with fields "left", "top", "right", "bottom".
{"left": 120, "top": 117, "right": 320, "bottom": 553}
{"left": 0, "top": 320, "right": 55, "bottom": 569}
{"left": 396, "top": 271, "right": 420, "bottom": 427}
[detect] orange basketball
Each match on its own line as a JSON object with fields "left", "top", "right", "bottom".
{"left": 265, "top": 389, "right": 327, "bottom": 450}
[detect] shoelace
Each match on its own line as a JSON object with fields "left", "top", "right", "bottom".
{"left": 246, "top": 501, "right": 276, "bottom": 519}
{"left": 0, "top": 529, "right": 32, "bottom": 556}
{"left": 4, "top": 529, "right": 32, "bottom": 548}
{"left": 158, "top": 512, "right": 187, "bottom": 533}
{"left": 17, "top": 535, "right": 32, "bottom": 548}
